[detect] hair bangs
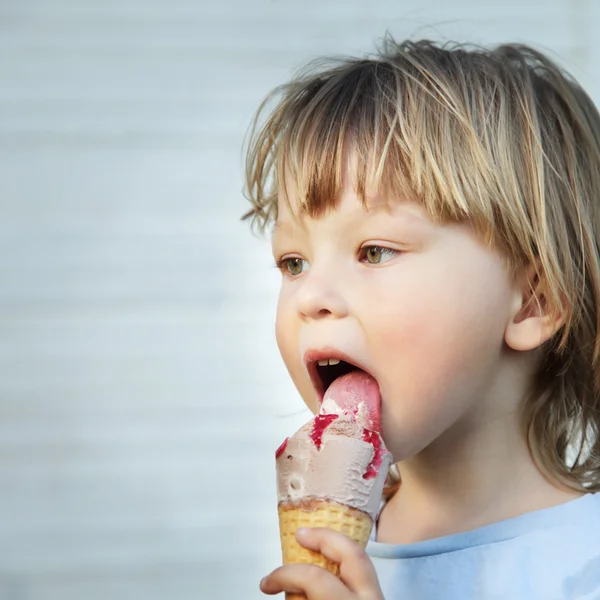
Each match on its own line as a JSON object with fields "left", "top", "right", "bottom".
{"left": 271, "top": 59, "right": 420, "bottom": 226}
{"left": 243, "top": 49, "right": 505, "bottom": 243}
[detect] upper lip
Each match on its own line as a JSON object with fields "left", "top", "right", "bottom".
{"left": 303, "top": 348, "right": 373, "bottom": 404}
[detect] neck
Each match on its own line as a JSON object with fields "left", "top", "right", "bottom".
{"left": 377, "top": 402, "right": 583, "bottom": 544}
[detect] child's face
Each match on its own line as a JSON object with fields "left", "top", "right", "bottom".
{"left": 271, "top": 173, "right": 520, "bottom": 461}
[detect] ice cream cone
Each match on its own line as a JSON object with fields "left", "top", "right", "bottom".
{"left": 278, "top": 499, "right": 373, "bottom": 600}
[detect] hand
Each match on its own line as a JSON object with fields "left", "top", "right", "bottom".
{"left": 260, "top": 527, "right": 385, "bottom": 599}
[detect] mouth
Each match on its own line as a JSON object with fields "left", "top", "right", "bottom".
{"left": 304, "top": 349, "right": 370, "bottom": 405}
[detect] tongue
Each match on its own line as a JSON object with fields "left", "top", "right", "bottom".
{"left": 320, "top": 370, "right": 382, "bottom": 432}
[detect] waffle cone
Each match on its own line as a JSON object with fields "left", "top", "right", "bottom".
{"left": 278, "top": 499, "right": 374, "bottom": 600}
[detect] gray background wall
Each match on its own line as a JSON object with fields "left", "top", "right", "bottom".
{"left": 0, "top": 1, "right": 598, "bottom": 599}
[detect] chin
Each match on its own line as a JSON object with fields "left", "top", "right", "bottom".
{"left": 381, "top": 419, "right": 436, "bottom": 463}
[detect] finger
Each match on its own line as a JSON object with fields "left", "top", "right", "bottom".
{"left": 260, "top": 564, "right": 352, "bottom": 600}
{"left": 295, "top": 528, "right": 381, "bottom": 595}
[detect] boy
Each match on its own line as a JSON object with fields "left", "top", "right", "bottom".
{"left": 245, "top": 38, "right": 600, "bottom": 598}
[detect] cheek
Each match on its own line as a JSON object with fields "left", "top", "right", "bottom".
{"left": 372, "top": 250, "right": 511, "bottom": 363}
{"left": 275, "top": 297, "right": 318, "bottom": 414}
{"left": 275, "top": 291, "right": 304, "bottom": 374}
{"left": 275, "top": 293, "right": 294, "bottom": 365}
{"left": 369, "top": 257, "right": 512, "bottom": 456}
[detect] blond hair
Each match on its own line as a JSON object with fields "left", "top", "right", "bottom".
{"left": 242, "top": 37, "right": 600, "bottom": 494}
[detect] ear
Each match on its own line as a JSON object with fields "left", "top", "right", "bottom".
{"left": 504, "top": 263, "right": 566, "bottom": 352}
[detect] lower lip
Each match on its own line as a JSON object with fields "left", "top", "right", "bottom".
{"left": 316, "top": 386, "right": 325, "bottom": 401}
{"left": 307, "top": 364, "right": 325, "bottom": 406}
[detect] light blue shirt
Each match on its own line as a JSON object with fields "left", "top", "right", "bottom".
{"left": 366, "top": 492, "right": 600, "bottom": 599}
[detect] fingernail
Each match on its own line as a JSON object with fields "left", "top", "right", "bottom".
{"left": 260, "top": 576, "right": 268, "bottom": 588}
{"left": 296, "top": 527, "right": 309, "bottom": 536}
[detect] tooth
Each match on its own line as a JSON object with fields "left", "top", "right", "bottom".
{"left": 328, "top": 359, "right": 341, "bottom": 366}
{"left": 317, "top": 360, "right": 329, "bottom": 366}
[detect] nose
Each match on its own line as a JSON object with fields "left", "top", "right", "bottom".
{"left": 295, "top": 268, "right": 349, "bottom": 320}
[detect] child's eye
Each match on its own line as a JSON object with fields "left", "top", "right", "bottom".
{"left": 360, "top": 245, "right": 398, "bottom": 264}
{"left": 276, "top": 257, "right": 309, "bottom": 276}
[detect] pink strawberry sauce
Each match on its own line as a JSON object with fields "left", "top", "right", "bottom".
{"left": 310, "top": 414, "right": 339, "bottom": 449}
{"left": 275, "top": 437, "right": 289, "bottom": 459}
{"left": 362, "top": 429, "right": 386, "bottom": 479}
